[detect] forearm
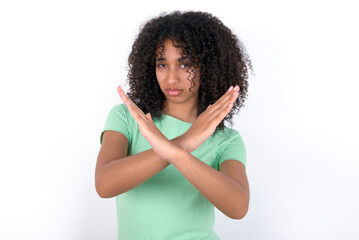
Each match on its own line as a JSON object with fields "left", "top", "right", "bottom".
{"left": 98, "top": 135, "right": 187, "bottom": 198}
{"left": 171, "top": 147, "right": 249, "bottom": 219}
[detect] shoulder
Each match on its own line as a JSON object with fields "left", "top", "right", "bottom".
{"left": 213, "top": 126, "right": 246, "bottom": 169}
{"left": 109, "top": 103, "right": 129, "bottom": 114}
{"left": 213, "top": 126, "right": 244, "bottom": 143}
{"left": 103, "top": 103, "right": 135, "bottom": 130}
{"left": 106, "top": 103, "right": 132, "bottom": 121}
{"left": 223, "top": 127, "right": 245, "bottom": 151}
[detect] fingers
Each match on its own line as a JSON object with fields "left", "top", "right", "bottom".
{"left": 117, "top": 85, "right": 148, "bottom": 122}
{"left": 219, "top": 85, "right": 239, "bottom": 106}
{"left": 214, "top": 86, "right": 235, "bottom": 105}
{"left": 209, "top": 85, "right": 240, "bottom": 111}
{"left": 223, "top": 86, "right": 239, "bottom": 112}
{"left": 117, "top": 86, "right": 130, "bottom": 104}
{"left": 146, "top": 112, "right": 152, "bottom": 121}
{"left": 204, "top": 85, "right": 239, "bottom": 124}
{"left": 117, "top": 86, "right": 135, "bottom": 112}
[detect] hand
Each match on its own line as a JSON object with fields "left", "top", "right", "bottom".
{"left": 183, "top": 85, "right": 240, "bottom": 152}
{"left": 117, "top": 85, "right": 179, "bottom": 162}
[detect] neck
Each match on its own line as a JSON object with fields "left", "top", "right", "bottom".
{"left": 162, "top": 101, "right": 198, "bottom": 123}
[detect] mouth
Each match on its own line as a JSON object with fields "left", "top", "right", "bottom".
{"left": 166, "top": 88, "right": 183, "bottom": 96}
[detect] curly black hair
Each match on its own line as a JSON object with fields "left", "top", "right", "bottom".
{"left": 125, "top": 10, "right": 253, "bottom": 133}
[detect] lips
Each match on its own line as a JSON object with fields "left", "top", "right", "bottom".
{"left": 166, "top": 88, "right": 183, "bottom": 96}
{"left": 166, "top": 88, "right": 182, "bottom": 91}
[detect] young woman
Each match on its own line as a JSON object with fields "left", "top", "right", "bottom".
{"left": 96, "top": 10, "right": 252, "bottom": 240}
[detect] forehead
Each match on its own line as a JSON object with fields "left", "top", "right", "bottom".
{"left": 156, "top": 39, "right": 187, "bottom": 57}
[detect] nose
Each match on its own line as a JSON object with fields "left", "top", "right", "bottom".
{"left": 166, "top": 68, "right": 180, "bottom": 85}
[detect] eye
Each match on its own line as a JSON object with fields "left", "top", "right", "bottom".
{"left": 180, "top": 63, "right": 189, "bottom": 69}
{"left": 156, "top": 63, "right": 166, "bottom": 68}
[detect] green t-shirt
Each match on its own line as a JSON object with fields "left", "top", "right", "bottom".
{"left": 100, "top": 103, "right": 246, "bottom": 240}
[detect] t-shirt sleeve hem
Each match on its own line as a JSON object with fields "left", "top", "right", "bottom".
{"left": 217, "top": 130, "right": 247, "bottom": 169}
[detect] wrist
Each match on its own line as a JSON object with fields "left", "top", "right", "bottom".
{"left": 171, "top": 133, "right": 190, "bottom": 152}
{"left": 167, "top": 144, "right": 186, "bottom": 164}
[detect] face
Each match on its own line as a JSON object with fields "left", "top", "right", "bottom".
{"left": 155, "top": 39, "right": 200, "bottom": 108}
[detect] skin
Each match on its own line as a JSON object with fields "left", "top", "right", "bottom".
{"left": 117, "top": 84, "right": 250, "bottom": 219}
{"left": 114, "top": 40, "right": 250, "bottom": 219}
{"left": 155, "top": 39, "right": 201, "bottom": 123}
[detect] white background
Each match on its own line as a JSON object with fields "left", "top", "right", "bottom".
{"left": 1, "top": 0, "right": 358, "bottom": 239}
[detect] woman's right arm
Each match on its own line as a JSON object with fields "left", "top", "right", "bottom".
{"left": 96, "top": 86, "right": 239, "bottom": 198}
{"left": 95, "top": 130, "right": 187, "bottom": 198}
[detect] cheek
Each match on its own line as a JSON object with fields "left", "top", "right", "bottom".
{"left": 155, "top": 72, "right": 164, "bottom": 84}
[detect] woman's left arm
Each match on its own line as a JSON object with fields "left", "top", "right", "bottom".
{"left": 171, "top": 148, "right": 250, "bottom": 219}
{"left": 117, "top": 85, "right": 249, "bottom": 219}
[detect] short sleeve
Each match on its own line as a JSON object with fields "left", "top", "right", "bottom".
{"left": 100, "top": 104, "right": 130, "bottom": 145}
{"left": 217, "top": 132, "right": 246, "bottom": 168}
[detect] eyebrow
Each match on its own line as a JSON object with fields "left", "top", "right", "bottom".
{"left": 155, "top": 56, "right": 189, "bottom": 62}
